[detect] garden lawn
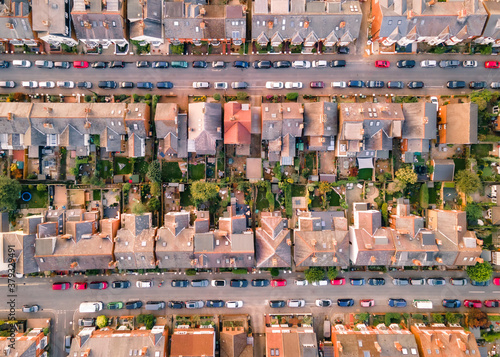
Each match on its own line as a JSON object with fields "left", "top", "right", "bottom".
{"left": 93, "top": 190, "right": 101, "bottom": 201}
{"left": 453, "top": 159, "right": 466, "bottom": 173}
{"left": 471, "top": 144, "right": 492, "bottom": 158}
{"left": 328, "top": 191, "right": 341, "bottom": 206}
{"left": 20, "top": 186, "right": 48, "bottom": 209}
{"left": 311, "top": 195, "right": 322, "bottom": 208}
{"left": 291, "top": 184, "right": 306, "bottom": 197}
{"left": 189, "top": 164, "right": 205, "bottom": 181}
{"left": 357, "top": 168, "right": 373, "bottom": 180}
{"left": 114, "top": 157, "right": 133, "bottom": 175}
{"left": 256, "top": 187, "right": 269, "bottom": 212}
{"left": 161, "top": 161, "right": 183, "bottom": 181}
{"left": 99, "top": 160, "right": 113, "bottom": 179}
{"left": 305, "top": 153, "right": 315, "bottom": 172}
{"left": 428, "top": 188, "right": 437, "bottom": 204}
{"left": 180, "top": 185, "right": 194, "bottom": 207}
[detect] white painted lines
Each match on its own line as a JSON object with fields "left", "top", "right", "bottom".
{"left": 469, "top": 291, "right": 485, "bottom": 294}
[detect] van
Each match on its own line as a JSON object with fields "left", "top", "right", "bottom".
{"left": 171, "top": 61, "right": 188, "bottom": 68}
{"left": 35, "top": 60, "right": 54, "bottom": 68}
{"left": 413, "top": 299, "right": 433, "bottom": 309}
{"left": 312, "top": 60, "right": 328, "bottom": 68}
{"left": 79, "top": 301, "right": 103, "bottom": 313}
{"left": 145, "top": 301, "right": 166, "bottom": 310}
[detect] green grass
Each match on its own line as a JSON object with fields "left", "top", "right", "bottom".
{"left": 180, "top": 186, "right": 194, "bottom": 207}
{"left": 93, "top": 190, "right": 101, "bottom": 201}
{"left": 114, "top": 157, "right": 133, "bottom": 175}
{"left": 357, "top": 168, "right": 373, "bottom": 180}
{"left": 453, "top": 159, "right": 466, "bottom": 173}
{"left": 311, "top": 195, "right": 322, "bottom": 208}
{"left": 99, "top": 160, "right": 112, "bottom": 179}
{"left": 161, "top": 161, "right": 183, "bottom": 181}
{"left": 328, "top": 191, "right": 341, "bottom": 206}
{"left": 305, "top": 153, "right": 315, "bottom": 172}
{"left": 134, "top": 158, "right": 149, "bottom": 176}
{"left": 443, "top": 182, "right": 455, "bottom": 188}
{"left": 428, "top": 188, "right": 437, "bottom": 204}
{"left": 471, "top": 144, "right": 492, "bottom": 158}
{"left": 256, "top": 187, "right": 269, "bottom": 212}
{"left": 482, "top": 166, "right": 494, "bottom": 178}
{"left": 20, "top": 186, "right": 48, "bottom": 209}
{"left": 291, "top": 184, "right": 306, "bottom": 197}
{"left": 189, "top": 164, "right": 205, "bottom": 181}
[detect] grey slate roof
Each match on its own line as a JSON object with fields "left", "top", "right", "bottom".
{"left": 303, "top": 102, "right": 337, "bottom": 151}
{"left": 128, "top": 0, "right": 162, "bottom": 40}
{"left": 156, "top": 212, "right": 194, "bottom": 269}
{"left": 188, "top": 102, "right": 222, "bottom": 155}
{"left": 255, "top": 212, "right": 291, "bottom": 268}
{"left": 432, "top": 159, "right": 455, "bottom": 181}
{"left": 402, "top": 102, "right": 437, "bottom": 140}
{"left": 32, "top": 0, "right": 70, "bottom": 37}
{"left": 479, "top": 1, "right": 500, "bottom": 40}
{"left": 155, "top": 103, "right": 188, "bottom": 158}
{"left": 0, "top": 0, "right": 35, "bottom": 41}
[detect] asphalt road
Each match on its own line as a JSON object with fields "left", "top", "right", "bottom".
{"left": 2, "top": 271, "right": 500, "bottom": 357}
{"left": 2, "top": 56, "right": 500, "bottom": 97}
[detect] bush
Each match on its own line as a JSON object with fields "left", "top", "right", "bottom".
{"left": 123, "top": 183, "right": 131, "bottom": 192}
{"left": 445, "top": 312, "right": 462, "bottom": 324}
{"left": 96, "top": 315, "right": 108, "bottom": 328}
{"left": 305, "top": 267, "right": 324, "bottom": 283}
{"left": 270, "top": 268, "right": 280, "bottom": 277}
{"left": 131, "top": 202, "right": 147, "bottom": 215}
{"left": 385, "top": 313, "right": 401, "bottom": 326}
{"left": 236, "top": 92, "right": 248, "bottom": 101}
{"left": 213, "top": 93, "right": 221, "bottom": 101}
{"left": 232, "top": 268, "right": 248, "bottom": 274}
{"left": 286, "top": 92, "right": 299, "bottom": 101}
{"left": 326, "top": 267, "right": 338, "bottom": 280}
{"left": 37, "top": 184, "right": 47, "bottom": 192}
{"left": 185, "top": 269, "right": 197, "bottom": 276}
{"left": 137, "top": 314, "right": 156, "bottom": 329}
{"left": 432, "top": 313, "right": 444, "bottom": 323}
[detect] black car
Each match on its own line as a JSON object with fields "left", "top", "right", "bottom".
{"left": 136, "top": 61, "right": 150, "bottom": 68}
{"left": 273, "top": 61, "right": 291, "bottom": 68}
{"left": 470, "top": 81, "right": 487, "bottom": 89}
{"left": 91, "top": 61, "right": 107, "bottom": 69}
{"left": 366, "top": 80, "right": 384, "bottom": 88}
{"left": 48, "top": 185, "right": 54, "bottom": 201}
{"left": 125, "top": 300, "right": 143, "bottom": 309}
{"left": 120, "top": 81, "right": 134, "bottom": 88}
{"left": 77, "top": 81, "right": 92, "bottom": 89}
{"left": 171, "top": 279, "right": 189, "bottom": 288}
{"left": 192, "top": 61, "right": 207, "bottom": 68}
{"left": 396, "top": 60, "right": 416, "bottom": 68}
{"left": 112, "top": 280, "right": 131, "bottom": 289}
{"left": 331, "top": 60, "right": 346, "bottom": 67}
{"left": 153, "top": 61, "right": 169, "bottom": 68}
{"left": 387, "top": 81, "right": 404, "bottom": 89}
{"left": 251, "top": 279, "right": 270, "bottom": 287}
{"left": 471, "top": 280, "right": 491, "bottom": 286}
{"left": 447, "top": 81, "right": 466, "bottom": 89}
{"left": 168, "top": 301, "right": 184, "bottom": 309}
{"left": 98, "top": 81, "right": 117, "bottom": 89}
{"left": 137, "top": 82, "right": 154, "bottom": 89}
{"left": 206, "top": 300, "right": 225, "bottom": 308}
{"left": 338, "top": 47, "right": 350, "bottom": 54}
{"left": 348, "top": 80, "right": 365, "bottom": 88}
{"left": 109, "top": 61, "right": 124, "bottom": 68}
{"left": 0, "top": 60, "right": 9, "bottom": 68}
{"left": 442, "top": 299, "right": 461, "bottom": 308}
{"left": 157, "top": 81, "right": 174, "bottom": 89}
{"left": 408, "top": 81, "right": 424, "bottom": 89}
{"left": 269, "top": 300, "right": 286, "bottom": 308}
{"left": 233, "top": 61, "right": 249, "bottom": 69}
{"left": 368, "top": 278, "right": 385, "bottom": 286}
{"left": 253, "top": 60, "right": 272, "bottom": 69}
{"left": 230, "top": 279, "right": 248, "bottom": 288}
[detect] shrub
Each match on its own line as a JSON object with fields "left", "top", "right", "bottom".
{"left": 96, "top": 315, "right": 108, "bottom": 328}
{"left": 185, "top": 269, "right": 197, "bottom": 276}
{"left": 232, "top": 268, "right": 248, "bottom": 274}
{"left": 213, "top": 93, "right": 221, "bottom": 101}
{"left": 326, "top": 267, "right": 338, "bottom": 280}
{"left": 270, "top": 268, "right": 280, "bottom": 277}
{"left": 286, "top": 92, "right": 299, "bottom": 101}
{"left": 37, "top": 184, "right": 47, "bottom": 192}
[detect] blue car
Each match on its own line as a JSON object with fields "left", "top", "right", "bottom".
{"left": 337, "top": 299, "right": 355, "bottom": 307}
{"left": 388, "top": 298, "right": 407, "bottom": 307}
{"left": 471, "top": 280, "right": 491, "bottom": 286}
{"left": 368, "top": 278, "right": 385, "bottom": 286}
{"left": 350, "top": 278, "right": 365, "bottom": 286}
{"left": 348, "top": 80, "right": 365, "bottom": 88}
{"left": 442, "top": 299, "right": 461, "bottom": 308}
{"left": 233, "top": 61, "right": 249, "bottom": 69}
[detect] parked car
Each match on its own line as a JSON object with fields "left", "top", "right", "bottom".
{"left": 136, "top": 61, "right": 150, "bottom": 68}
{"left": 330, "top": 60, "right": 346, "bottom": 67}
{"left": 35, "top": 60, "right": 54, "bottom": 68}
{"left": 89, "top": 281, "right": 108, "bottom": 290}
{"left": 266, "top": 81, "right": 283, "bottom": 89}
{"left": 315, "top": 299, "right": 332, "bottom": 307}
{"left": 64, "top": 336, "right": 72, "bottom": 353}
{"left": 427, "top": 278, "right": 446, "bottom": 286}
{"left": 392, "top": 278, "right": 409, "bottom": 286}
{"left": 310, "top": 81, "right": 325, "bottom": 88}
{"left": 350, "top": 278, "right": 365, "bottom": 286}
{"left": 485, "top": 61, "right": 500, "bottom": 68}
{"left": 78, "top": 318, "right": 95, "bottom": 327}
{"left": 22, "top": 305, "right": 39, "bottom": 313}
{"left": 439, "top": 60, "right": 460, "bottom": 68}
{"left": 337, "top": 299, "right": 355, "bottom": 307}
{"left": 12, "top": 60, "right": 31, "bottom": 68}
{"left": 0, "top": 60, "right": 9, "bottom": 68}
{"left": 396, "top": 60, "right": 415, "bottom": 68}
{"left": 470, "top": 81, "right": 487, "bottom": 89}
{"left": 360, "top": 299, "right": 375, "bottom": 307}
{"left": 271, "top": 279, "right": 287, "bottom": 287}
{"left": 292, "top": 60, "right": 311, "bottom": 69}
{"left": 375, "top": 60, "right": 390, "bottom": 68}
{"left": 125, "top": 300, "right": 143, "bottom": 309}
{"left": 409, "top": 278, "right": 425, "bottom": 286}
{"left": 168, "top": 301, "right": 184, "bottom": 309}
{"left": 77, "top": 81, "right": 92, "bottom": 89}
{"left": 230, "top": 279, "right": 248, "bottom": 288}
{"left": 137, "top": 82, "right": 154, "bottom": 90}
{"left": 462, "top": 60, "right": 477, "bottom": 68}
{"left": 447, "top": 81, "right": 466, "bottom": 89}
{"left": 331, "top": 278, "right": 346, "bottom": 285}
{"left": 450, "top": 278, "right": 467, "bottom": 286}
{"left": 251, "top": 279, "right": 270, "bottom": 287}
{"left": 493, "top": 277, "right": 500, "bottom": 285}
{"left": 185, "top": 300, "right": 204, "bottom": 309}
{"left": 442, "top": 299, "right": 461, "bottom": 308}
{"left": 98, "top": 81, "right": 117, "bottom": 89}
{"left": 52, "top": 282, "right": 71, "bottom": 290}
{"left": 388, "top": 298, "right": 407, "bottom": 307}
{"left": 120, "top": 81, "right": 134, "bottom": 88}
{"left": 191, "top": 279, "right": 209, "bottom": 287}
{"left": 312, "top": 279, "right": 329, "bottom": 286}
{"left": 112, "top": 280, "right": 131, "bottom": 289}
{"left": 226, "top": 301, "right": 243, "bottom": 308}
{"left": 22, "top": 81, "right": 38, "bottom": 88}
{"left": 347, "top": 80, "right": 364, "bottom": 88}
{"left": 206, "top": 300, "right": 225, "bottom": 308}
{"left": 211, "top": 280, "right": 226, "bottom": 287}
{"left": 273, "top": 61, "right": 291, "bottom": 68}
{"left": 91, "top": 61, "right": 107, "bottom": 69}
{"left": 39, "top": 81, "right": 55, "bottom": 88}
{"left": 269, "top": 300, "right": 286, "bottom": 308}
{"left": 0, "top": 81, "right": 15, "bottom": 88}
{"left": 491, "top": 82, "right": 500, "bottom": 89}
{"left": 233, "top": 61, "right": 249, "bottom": 69}
{"left": 73, "top": 61, "right": 89, "bottom": 68}
{"left": 212, "top": 61, "right": 225, "bottom": 68}
{"left": 254, "top": 60, "right": 272, "bottom": 69}
{"left": 420, "top": 60, "right": 437, "bottom": 68}
{"left": 152, "top": 61, "right": 169, "bottom": 68}
{"left": 109, "top": 61, "right": 124, "bottom": 68}
{"left": 171, "top": 279, "right": 189, "bottom": 288}
{"left": 408, "top": 81, "right": 424, "bottom": 89}
{"left": 285, "top": 82, "right": 302, "bottom": 89}
{"left": 136, "top": 280, "right": 153, "bottom": 288}
{"left": 312, "top": 60, "right": 328, "bottom": 68}
{"left": 366, "top": 80, "right": 384, "bottom": 88}
{"left": 368, "top": 278, "right": 385, "bottom": 286}
{"left": 156, "top": 82, "right": 173, "bottom": 89}
{"left": 73, "top": 282, "right": 87, "bottom": 290}
{"left": 387, "top": 81, "right": 404, "bottom": 89}
{"left": 54, "top": 61, "right": 70, "bottom": 69}
{"left": 171, "top": 61, "right": 188, "bottom": 68}
{"left": 231, "top": 81, "right": 248, "bottom": 89}
{"left": 287, "top": 299, "right": 305, "bottom": 308}
{"left": 337, "top": 46, "right": 350, "bottom": 54}
{"left": 57, "top": 81, "right": 75, "bottom": 88}
{"left": 193, "top": 82, "right": 209, "bottom": 89}
{"left": 192, "top": 61, "right": 207, "bottom": 68}
{"left": 471, "top": 280, "right": 490, "bottom": 286}
{"left": 484, "top": 300, "right": 500, "bottom": 308}
{"left": 294, "top": 279, "right": 308, "bottom": 286}
{"left": 214, "top": 82, "right": 228, "bottom": 90}
{"left": 463, "top": 299, "right": 482, "bottom": 308}
{"left": 107, "top": 302, "right": 124, "bottom": 310}
{"left": 332, "top": 81, "right": 347, "bottom": 88}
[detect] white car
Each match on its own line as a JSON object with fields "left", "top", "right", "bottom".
{"left": 39, "top": 81, "right": 55, "bottom": 88}
{"left": 285, "top": 82, "right": 303, "bottom": 89}
{"left": 312, "top": 60, "right": 328, "bottom": 68}
{"left": 332, "top": 81, "right": 347, "bottom": 88}
{"left": 462, "top": 60, "right": 477, "bottom": 68}
{"left": 312, "top": 279, "right": 329, "bottom": 286}
{"left": 266, "top": 81, "right": 283, "bottom": 89}
{"left": 430, "top": 96, "right": 438, "bottom": 111}
{"left": 193, "top": 82, "right": 209, "bottom": 89}
{"left": 420, "top": 60, "right": 437, "bottom": 68}
{"left": 13, "top": 60, "right": 31, "bottom": 68}
{"left": 226, "top": 300, "right": 243, "bottom": 308}
{"left": 292, "top": 60, "right": 311, "bottom": 69}
{"left": 287, "top": 299, "right": 306, "bottom": 308}
{"left": 294, "top": 279, "right": 308, "bottom": 286}
{"left": 214, "top": 82, "right": 228, "bottom": 90}
{"left": 22, "top": 81, "right": 38, "bottom": 88}
{"left": 136, "top": 280, "right": 153, "bottom": 288}
{"left": 57, "top": 81, "right": 75, "bottom": 88}
{"left": 211, "top": 279, "right": 226, "bottom": 287}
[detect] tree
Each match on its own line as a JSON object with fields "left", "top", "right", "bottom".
{"left": 304, "top": 267, "right": 325, "bottom": 283}
{"left": 36, "top": 184, "right": 47, "bottom": 192}
{"left": 466, "top": 203, "right": 483, "bottom": 222}
{"left": 147, "top": 197, "right": 160, "bottom": 212}
{"left": 123, "top": 183, "right": 131, "bottom": 192}
{"left": 381, "top": 202, "right": 388, "bottom": 226}
{"left": 419, "top": 183, "right": 429, "bottom": 209}
{"left": 466, "top": 261, "right": 493, "bottom": 282}
{"left": 137, "top": 314, "right": 156, "bottom": 329}
{"left": 150, "top": 182, "right": 161, "bottom": 197}
{"left": 286, "top": 92, "right": 299, "bottom": 101}
{"left": 96, "top": 315, "right": 108, "bottom": 329}
{"left": 270, "top": 268, "right": 280, "bottom": 277}
{"left": 236, "top": 92, "right": 248, "bottom": 101}
{"left": 131, "top": 202, "right": 147, "bottom": 215}
{"left": 467, "top": 308, "right": 489, "bottom": 328}
{"left": 395, "top": 166, "right": 418, "bottom": 186}
{"left": 326, "top": 267, "right": 338, "bottom": 280}
{"left": 213, "top": 93, "right": 221, "bottom": 101}
{"left": 445, "top": 312, "right": 462, "bottom": 324}
{"left": 190, "top": 182, "right": 219, "bottom": 203}
{"left": 455, "top": 170, "right": 481, "bottom": 195}
{"left": 0, "top": 176, "right": 21, "bottom": 212}
{"left": 146, "top": 160, "right": 161, "bottom": 183}
{"left": 470, "top": 89, "right": 493, "bottom": 111}
{"left": 432, "top": 313, "right": 444, "bottom": 323}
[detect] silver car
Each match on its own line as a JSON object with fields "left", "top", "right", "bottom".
{"left": 40, "top": 81, "right": 55, "bottom": 88}
{"left": 185, "top": 300, "right": 204, "bottom": 309}
{"left": 57, "top": 81, "right": 75, "bottom": 88}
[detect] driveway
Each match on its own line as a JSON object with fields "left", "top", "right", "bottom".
{"left": 54, "top": 185, "right": 68, "bottom": 209}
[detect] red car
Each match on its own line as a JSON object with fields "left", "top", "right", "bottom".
{"left": 484, "top": 300, "right": 500, "bottom": 308}
{"left": 485, "top": 61, "right": 500, "bottom": 69}
{"left": 331, "top": 278, "right": 346, "bottom": 285}
{"left": 310, "top": 81, "right": 325, "bottom": 88}
{"left": 89, "top": 281, "right": 108, "bottom": 290}
{"left": 271, "top": 279, "right": 287, "bottom": 287}
{"left": 464, "top": 299, "right": 482, "bottom": 308}
{"left": 73, "top": 282, "right": 88, "bottom": 290}
{"left": 52, "top": 282, "right": 70, "bottom": 290}
{"left": 375, "top": 60, "right": 390, "bottom": 68}
{"left": 73, "top": 61, "right": 89, "bottom": 68}
{"left": 493, "top": 277, "right": 500, "bottom": 286}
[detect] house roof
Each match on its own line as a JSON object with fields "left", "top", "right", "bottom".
{"left": 32, "top": 0, "right": 68, "bottom": 36}
{"left": 255, "top": 212, "right": 292, "bottom": 268}
{"left": 155, "top": 104, "right": 188, "bottom": 158}
{"left": 156, "top": 212, "right": 194, "bottom": 269}
{"left": 188, "top": 102, "right": 222, "bottom": 155}
{"left": 480, "top": 1, "right": 500, "bottom": 39}
{"left": 170, "top": 328, "right": 215, "bottom": 357}
{"left": 0, "top": 0, "right": 34, "bottom": 40}
{"left": 303, "top": 102, "right": 337, "bottom": 150}
{"left": 224, "top": 102, "right": 252, "bottom": 145}
{"left": 432, "top": 159, "right": 455, "bottom": 181}
{"left": 0, "top": 232, "right": 37, "bottom": 275}
{"left": 410, "top": 324, "right": 479, "bottom": 357}
{"left": 402, "top": 102, "right": 437, "bottom": 140}
{"left": 491, "top": 206, "right": 500, "bottom": 225}
{"left": 439, "top": 103, "right": 478, "bottom": 144}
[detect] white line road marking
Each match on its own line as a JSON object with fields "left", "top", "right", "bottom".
{"left": 492, "top": 291, "right": 500, "bottom": 293}
{"left": 469, "top": 291, "right": 485, "bottom": 293}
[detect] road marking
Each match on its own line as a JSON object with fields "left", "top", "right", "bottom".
{"left": 469, "top": 291, "right": 485, "bottom": 294}
{"left": 492, "top": 291, "right": 500, "bottom": 294}
{"left": 427, "top": 86, "right": 445, "bottom": 88}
